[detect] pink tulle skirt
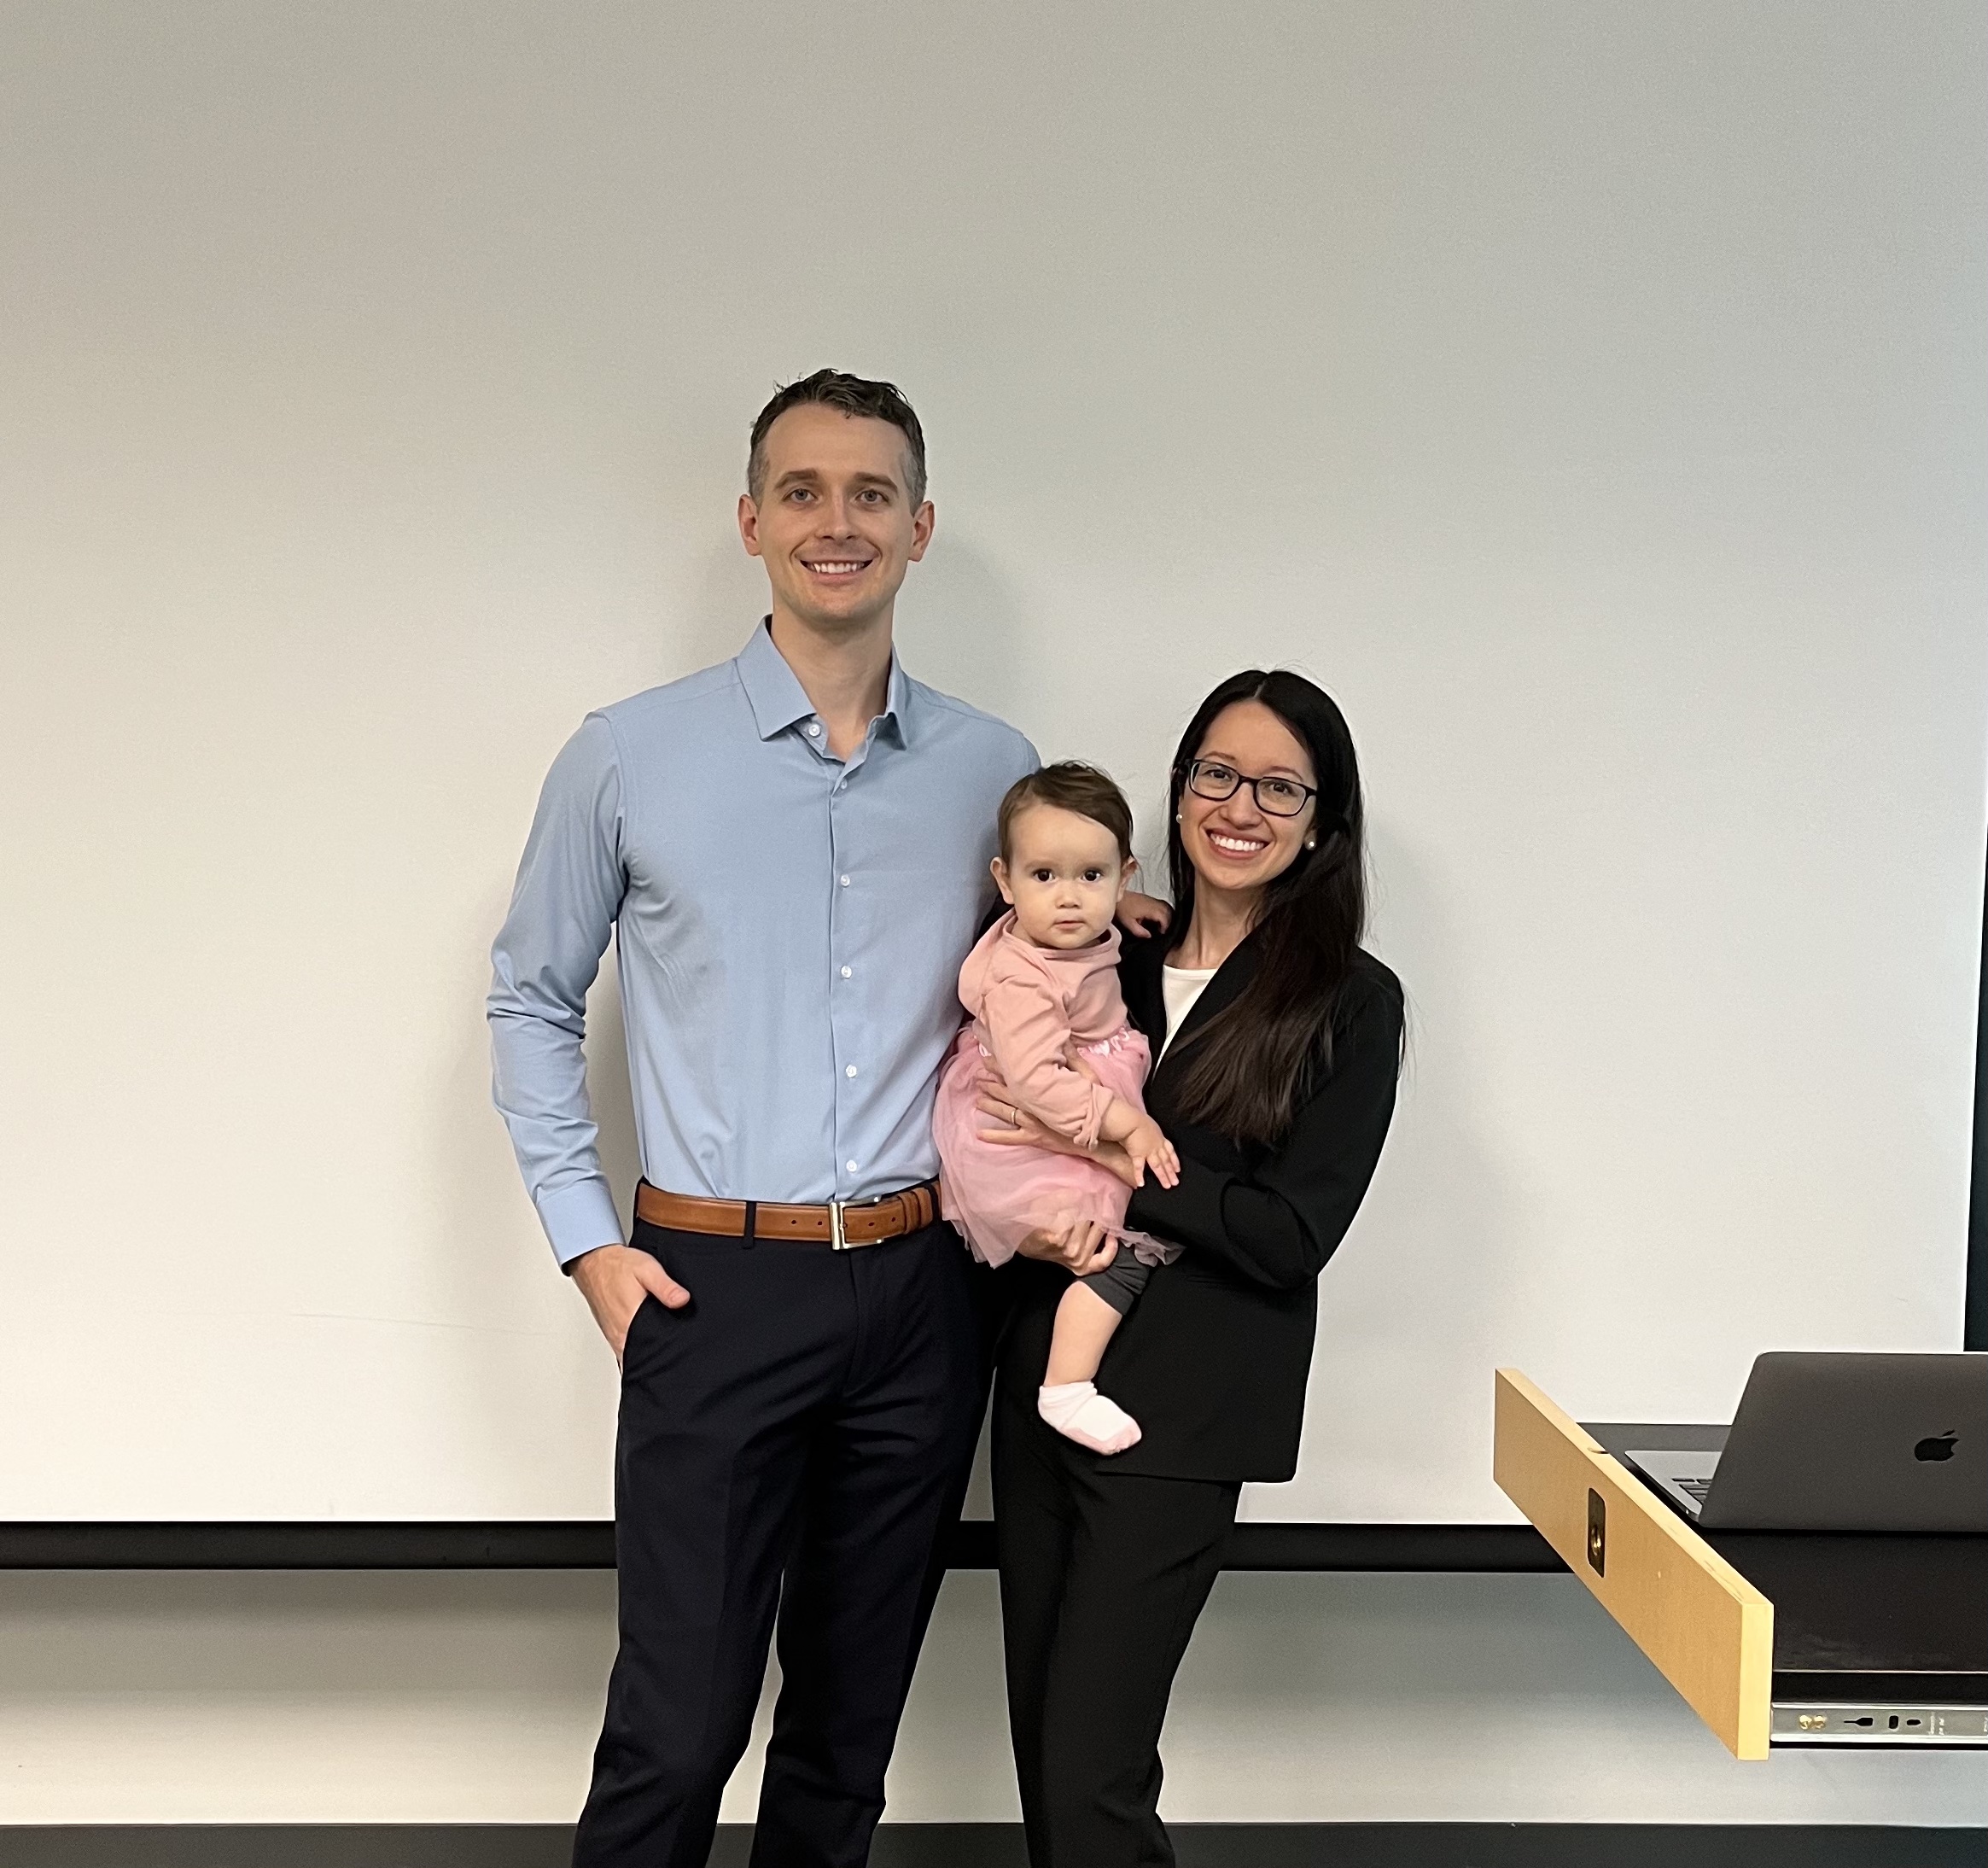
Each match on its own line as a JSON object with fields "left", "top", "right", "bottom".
{"left": 932, "top": 1021, "right": 1163, "bottom": 1268}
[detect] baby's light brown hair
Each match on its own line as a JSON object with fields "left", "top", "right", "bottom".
{"left": 997, "top": 762, "right": 1136, "bottom": 866}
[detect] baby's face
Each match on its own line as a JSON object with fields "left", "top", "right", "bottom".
{"left": 994, "top": 804, "right": 1131, "bottom": 950}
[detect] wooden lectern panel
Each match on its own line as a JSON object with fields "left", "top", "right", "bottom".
{"left": 1493, "top": 1368, "right": 1774, "bottom": 1760}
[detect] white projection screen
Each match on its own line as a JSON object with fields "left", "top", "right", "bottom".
{"left": 3, "top": 3, "right": 1984, "bottom": 1526}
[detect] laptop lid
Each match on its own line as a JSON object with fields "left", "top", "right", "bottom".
{"left": 1698, "top": 1351, "right": 1988, "bottom": 1532}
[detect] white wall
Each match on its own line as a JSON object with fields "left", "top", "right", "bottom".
{"left": 3, "top": 0, "right": 1985, "bottom": 1529}
{"left": 3, "top": 0, "right": 1987, "bottom": 1830}
{"left": 1, "top": 1573, "right": 1980, "bottom": 1826}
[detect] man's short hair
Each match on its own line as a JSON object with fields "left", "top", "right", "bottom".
{"left": 747, "top": 370, "right": 928, "bottom": 506}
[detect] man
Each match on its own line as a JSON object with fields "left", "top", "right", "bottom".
{"left": 488, "top": 372, "right": 1140, "bottom": 1868}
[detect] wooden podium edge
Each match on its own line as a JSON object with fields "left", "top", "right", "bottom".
{"left": 1492, "top": 1368, "right": 1773, "bottom": 1760}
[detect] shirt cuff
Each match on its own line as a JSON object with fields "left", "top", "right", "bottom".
{"left": 536, "top": 1177, "right": 627, "bottom": 1269}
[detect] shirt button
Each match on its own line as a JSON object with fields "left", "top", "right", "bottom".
{"left": 845, "top": 1064, "right": 859, "bottom": 1078}
{"left": 806, "top": 722, "right": 822, "bottom": 738}
{"left": 841, "top": 966, "right": 853, "bottom": 978}
{"left": 846, "top": 1159, "right": 859, "bottom": 1173}
{"left": 839, "top": 874, "right": 851, "bottom": 887}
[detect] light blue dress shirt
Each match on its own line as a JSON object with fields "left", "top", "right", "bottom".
{"left": 488, "top": 622, "right": 1039, "bottom": 1264}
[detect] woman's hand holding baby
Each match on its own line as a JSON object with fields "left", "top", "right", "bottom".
{"left": 1014, "top": 1217, "right": 1121, "bottom": 1275}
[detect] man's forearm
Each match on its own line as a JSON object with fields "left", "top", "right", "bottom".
{"left": 486, "top": 709, "right": 631, "bottom": 1264}
{"left": 487, "top": 1000, "right": 623, "bottom": 1264}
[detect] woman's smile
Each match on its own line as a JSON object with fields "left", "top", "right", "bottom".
{"left": 1204, "top": 829, "right": 1269, "bottom": 858}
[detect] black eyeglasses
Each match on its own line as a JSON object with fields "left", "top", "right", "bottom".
{"left": 1183, "top": 759, "right": 1318, "bottom": 819}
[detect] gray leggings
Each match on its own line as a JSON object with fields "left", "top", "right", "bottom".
{"left": 1080, "top": 1248, "right": 1155, "bottom": 1318}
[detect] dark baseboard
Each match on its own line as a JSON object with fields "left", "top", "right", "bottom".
{"left": 0, "top": 1521, "right": 1563, "bottom": 1573}
{"left": 2, "top": 1827, "right": 1982, "bottom": 1868}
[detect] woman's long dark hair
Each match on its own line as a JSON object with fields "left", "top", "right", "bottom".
{"left": 1163, "top": 669, "right": 1367, "bottom": 1147}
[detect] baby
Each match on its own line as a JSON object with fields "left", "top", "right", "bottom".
{"left": 933, "top": 762, "right": 1181, "bottom": 1455}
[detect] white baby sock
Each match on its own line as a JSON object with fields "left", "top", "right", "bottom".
{"left": 1038, "top": 1381, "right": 1142, "bottom": 1456}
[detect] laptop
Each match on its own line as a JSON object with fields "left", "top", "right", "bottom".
{"left": 1624, "top": 1351, "right": 1988, "bottom": 1532}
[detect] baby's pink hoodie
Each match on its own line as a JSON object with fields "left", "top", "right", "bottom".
{"left": 957, "top": 912, "right": 1132, "bottom": 1150}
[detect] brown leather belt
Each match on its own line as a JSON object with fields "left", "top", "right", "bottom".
{"left": 633, "top": 1179, "right": 941, "bottom": 1250}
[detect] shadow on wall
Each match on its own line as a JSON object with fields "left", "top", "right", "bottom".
{"left": 1257, "top": 816, "right": 1528, "bottom": 1521}
{"left": 893, "top": 531, "right": 1041, "bottom": 737}
{"left": 427, "top": 894, "right": 644, "bottom": 1505}
{"left": 419, "top": 532, "right": 759, "bottom": 1501}
{"left": 1179, "top": 1571, "right": 1656, "bottom": 1727}
{"left": 676, "top": 534, "right": 767, "bottom": 674}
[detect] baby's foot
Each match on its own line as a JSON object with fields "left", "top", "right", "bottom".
{"left": 1038, "top": 1381, "right": 1141, "bottom": 1456}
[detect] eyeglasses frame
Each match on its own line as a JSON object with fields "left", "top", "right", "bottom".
{"left": 1181, "top": 758, "right": 1320, "bottom": 820}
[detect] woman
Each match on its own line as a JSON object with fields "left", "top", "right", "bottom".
{"left": 982, "top": 669, "right": 1403, "bottom": 1868}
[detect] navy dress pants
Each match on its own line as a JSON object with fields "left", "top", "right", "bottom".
{"left": 572, "top": 1217, "right": 985, "bottom": 1868}
{"left": 994, "top": 1375, "right": 1241, "bottom": 1868}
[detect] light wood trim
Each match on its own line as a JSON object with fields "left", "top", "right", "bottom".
{"left": 1493, "top": 1368, "right": 1774, "bottom": 1760}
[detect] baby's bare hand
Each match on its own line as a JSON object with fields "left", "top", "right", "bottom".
{"left": 1123, "top": 1118, "right": 1181, "bottom": 1189}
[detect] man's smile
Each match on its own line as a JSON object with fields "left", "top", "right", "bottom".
{"left": 800, "top": 552, "right": 876, "bottom": 580}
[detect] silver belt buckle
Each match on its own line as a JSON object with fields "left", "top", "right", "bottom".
{"left": 831, "top": 1196, "right": 891, "bottom": 1251}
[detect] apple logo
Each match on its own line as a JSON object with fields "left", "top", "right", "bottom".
{"left": 1914, "top": 1431, "right": 1958, "bottom": 1463}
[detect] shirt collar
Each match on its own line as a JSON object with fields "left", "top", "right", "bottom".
{"left": 881, "top": 655, "right": 913, "bottom": 746}
{"left": 735, "top": 617, "right": 915, "bottom": 747}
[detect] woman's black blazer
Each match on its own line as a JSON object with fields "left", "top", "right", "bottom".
{"left": 998, "top": 927, "right": 1403, "bottom": 1483}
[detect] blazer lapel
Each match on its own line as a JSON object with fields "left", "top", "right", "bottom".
{"left": 1117, "top": 931, "right": 1169, "bottom": 1043}
{"left": 1146, "top": 934, "right": 1260, "bottom": 1095}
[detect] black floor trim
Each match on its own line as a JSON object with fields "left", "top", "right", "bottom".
{"left": 0, "top": 1826, "right": 1979, "bottom": 1868}
{"left": 0, "top": 1520, "right": 1563, "bottom": 1573}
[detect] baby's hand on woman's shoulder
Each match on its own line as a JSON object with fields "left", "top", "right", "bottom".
{"left": 1121, "top": 1114, "right": 1181, "bottom": 1189}
{"left": 1116, "top": 891, "right": 1171, "bottom": 938}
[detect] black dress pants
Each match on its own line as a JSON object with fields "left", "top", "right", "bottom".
{"left": 993, "top": 1381, "right": 1241, "bottom": 1868}
{"left": 573, "top": 1218, "right": 984, "bottom": 1868}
